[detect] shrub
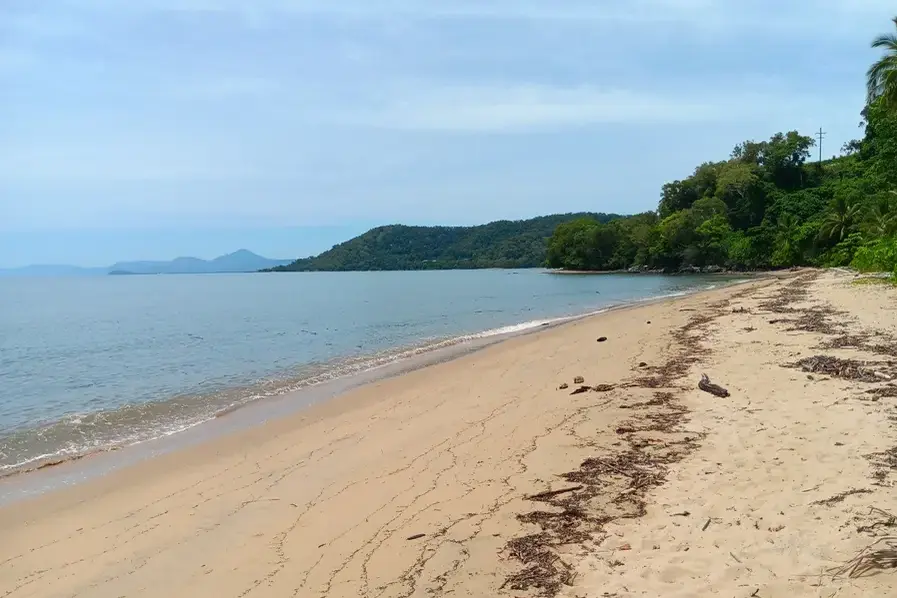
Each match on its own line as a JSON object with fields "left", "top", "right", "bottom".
{"left": 851, "top": 236, "right": 897, "bottom": 272}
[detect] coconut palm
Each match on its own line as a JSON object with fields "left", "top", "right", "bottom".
{"left": 866, "top": 193, "right": 897, "bottom": 237}
{"left": 774, "top": 212, "right": 802, "bottom": 265}
{"left": 820, "top": 195, "right": 863, "bottom": 242}
{"left": 867, "top": 17, "right": 897, "bottom": 108}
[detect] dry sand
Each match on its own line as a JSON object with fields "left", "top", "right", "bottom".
{"left": 2, "top": 271, "right": 897, "bottom": 598}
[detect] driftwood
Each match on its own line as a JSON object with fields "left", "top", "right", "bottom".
{"left": 526, "top": 485, "right": 584, "bottom": 501}
{"left": 571, "top": 384, "right": 615, "bottom": 395}
{"left": 698, "top": 374, "right": 730, "bottom": 398}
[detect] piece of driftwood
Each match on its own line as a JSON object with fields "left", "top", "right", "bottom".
{"left": 571, "top": 384, "right": 614, "bottom": 395}
{"left": 526, "top": 485, "right": 584, "bottom": 501}
{"left": 698, "top": 374, "right": 730, "bottom": 398}
{"left": 407, "top": 534, "right": 426, "bottom": 541}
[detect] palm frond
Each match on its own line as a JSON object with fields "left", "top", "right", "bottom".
{"left": 885, "top": 69, "right": 897, "bottom": 107}
{"left": 871, "top": 33, "right": 897, "bottom": 50}
{"left": 867, "top": 57, "right": 897, "bottom": 99}
{"left": 867, "top": 19, "right": 897, "bottom": 104}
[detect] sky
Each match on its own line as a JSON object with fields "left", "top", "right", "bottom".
{"left": 1, "top": 0, "right": 895, "bottom": 267}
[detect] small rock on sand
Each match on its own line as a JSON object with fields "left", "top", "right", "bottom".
{"left": 574, "top": 376, "right": 585, "bottom": 384}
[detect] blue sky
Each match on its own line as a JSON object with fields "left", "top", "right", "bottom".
{"left": 1, "top": 0, "right": 894, "bottom": 267}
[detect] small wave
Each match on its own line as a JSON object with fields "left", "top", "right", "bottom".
{"left": 469, "top": 317, "right": 570, "bottom": 338}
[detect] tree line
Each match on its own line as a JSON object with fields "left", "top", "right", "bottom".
{"left": 268, "top": 213, "right": 621, "bottom": 271}
{"left": 547, "top": 18, "right": 897, "bottom": 278}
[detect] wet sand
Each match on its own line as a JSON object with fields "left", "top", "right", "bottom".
{"left": 2, "top": 271, "right": 896, "bottom": 597}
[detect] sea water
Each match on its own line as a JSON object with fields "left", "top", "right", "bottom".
{"left": 0, "top": 270, "right": 726, "bottom": 477}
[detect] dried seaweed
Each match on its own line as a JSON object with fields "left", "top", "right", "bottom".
{"left": 786, "top": 306, "right": 847, "bottom": 335}
{"left": 821, "top": 334, "right": 897, "bottom": 358}
{"left": 812, "top": 488, "right": 872, "bottom": 506}
{"left": 501, "top": 534, "right": 574, "bottom": 595}
{"left": 757, "top": 272, "right": 817, "bottom": 314}
{"left": 785, "top": 355, "right": 892, "bottom": 383}
{"left": 501, "top": 302, "right": 726, "bottom": 595}
{"left": 829, "top": 537, "right": 897, "bottom": 579}
{"left": 868, "top": 385, "right": 897, "bottom": 399}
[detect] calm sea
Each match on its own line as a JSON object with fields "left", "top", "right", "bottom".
{"left": 0, "top": 270, "right": 726, "bottom": 476}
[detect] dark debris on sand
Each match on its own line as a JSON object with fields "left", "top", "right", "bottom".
{"left": 868, "top": 386, "right": 897, "bottom": 399}
{"left": 499, "top": 289, "right": 743, "bottom": 596}
{"left": 821, "top": 333, "right": 897, "bottom": 359}
{"left": 786, "top": 355, "right": 894, "bottom": 383}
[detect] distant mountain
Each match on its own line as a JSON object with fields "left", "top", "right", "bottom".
{"left": 268, "top": 213, "right": 624, "bottom": 272}
{"left": 0, "top": 250, "right": 292, "bottom": 277}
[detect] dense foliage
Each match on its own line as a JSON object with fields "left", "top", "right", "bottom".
{"left": 547, "top": 17, "right": 897, "bottom": 275}
{"left": 270, "top": 213, "right": 621, "bottom": 271}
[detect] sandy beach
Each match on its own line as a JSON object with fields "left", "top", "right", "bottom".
{"left": 3, "top": 270, "right": 897, "bottom": 597}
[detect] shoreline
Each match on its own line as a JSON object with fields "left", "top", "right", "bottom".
{"left": 7, "top": 270, "right": 893, "bottom": 597}
{"left": 0, "top": 279, "right": 741, "bottom": 503}
{"left": 546, "top": 268, "right": 769, "bottom": 276}
{"left": 0, "top": 280, "right": 761, "bottom": 589}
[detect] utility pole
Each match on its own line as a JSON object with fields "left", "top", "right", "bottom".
{"left": 816, "top": 127, "right": 826, "bottom": 164}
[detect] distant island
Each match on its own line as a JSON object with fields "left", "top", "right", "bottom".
{"left": 1, "top": 250, "right": 292, "bottom": 277}
{"left": 266, "top": 213, "right": 622, "bottom": 272}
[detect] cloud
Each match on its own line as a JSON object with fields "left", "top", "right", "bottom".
{"left": 338, "top": 83, "right": 819, "bottom": 133}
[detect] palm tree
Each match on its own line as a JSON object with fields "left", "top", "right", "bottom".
{"left": 867, "top": 17, "right": 897, "bottom": 108}
{"left": 820, "top": 195, "right": 863, "bottom": 242}
{"left": 866, "top": 193, "right": 897, "bottom": 237}
{"left": 774, "top": 212, "right": 802, "bottom": 265}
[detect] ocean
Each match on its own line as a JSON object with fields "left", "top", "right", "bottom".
{"left": 0, "top": 270, "right": 728, "bottom": 478}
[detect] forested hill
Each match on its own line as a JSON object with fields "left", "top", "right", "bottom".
{"left": 268, "top": 213, "right": 622, "bottom": 271}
